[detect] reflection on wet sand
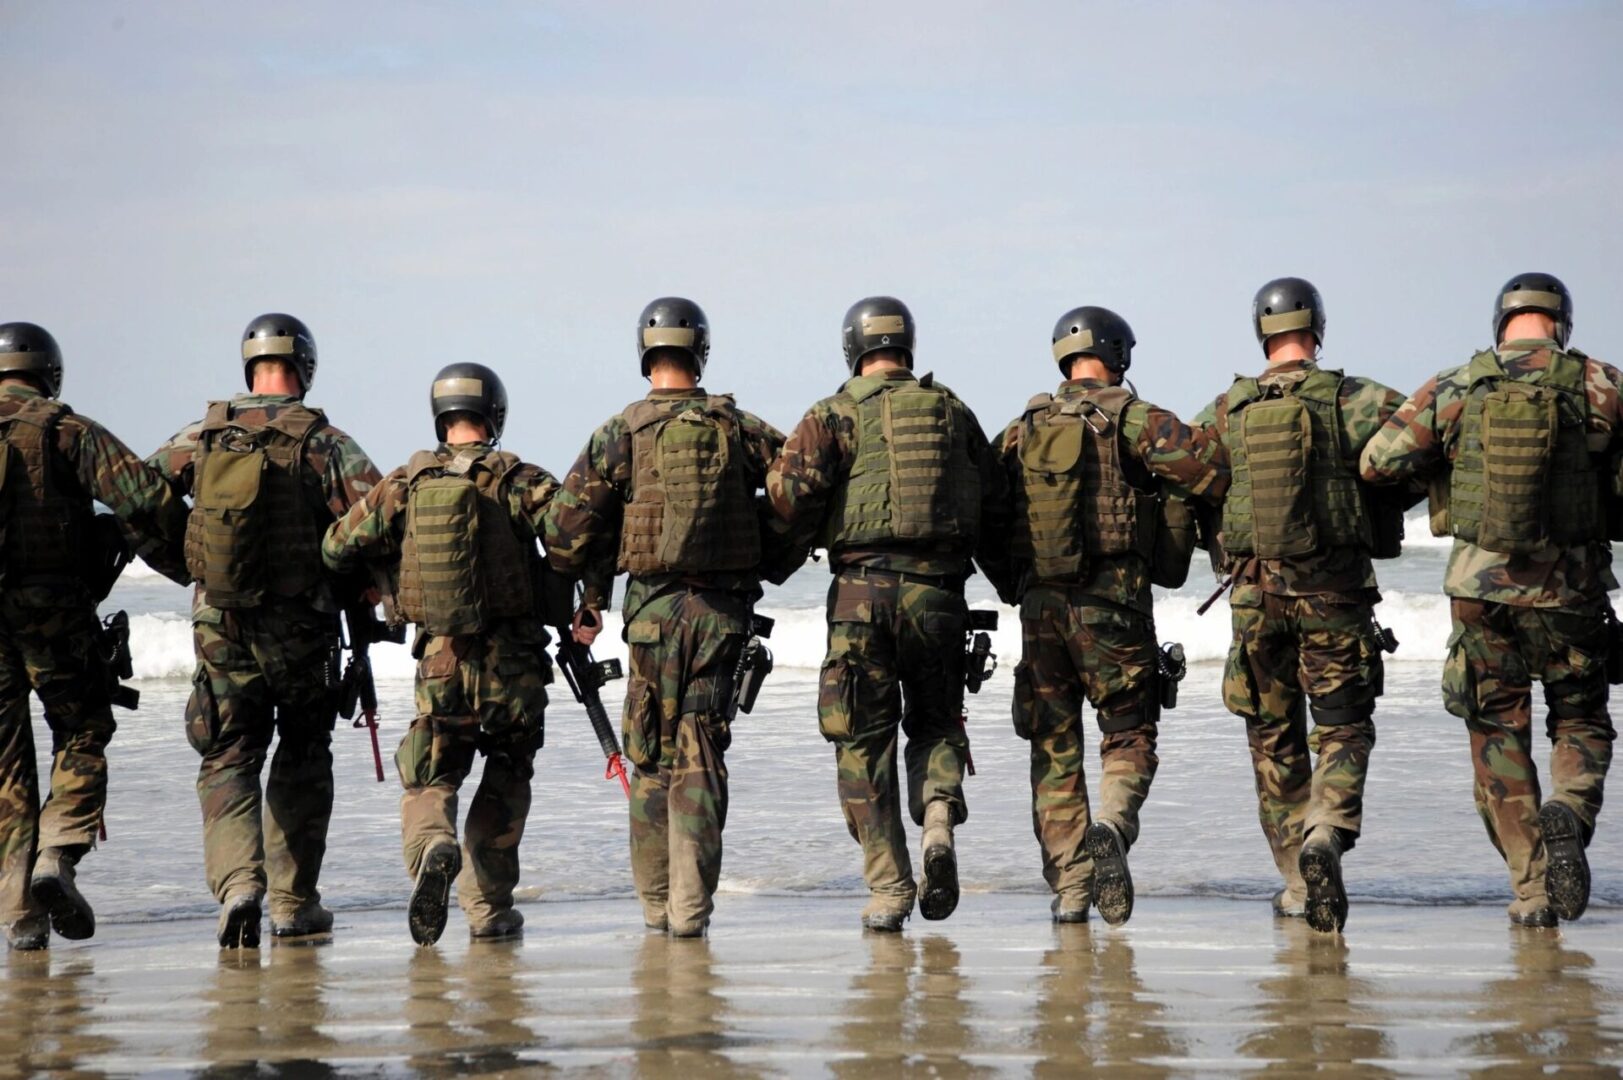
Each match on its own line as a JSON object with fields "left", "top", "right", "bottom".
{"left": 1236, "top": 920, "right": 1396, "bottom": 1076}
{"left": 1035, "top": 924, "right": 1183, "bottom": 1077}
{"left": 404, "top": 939, "right": 541, "bottom": 1073}
{"left": 1454, "top": 931, "right": 1621, "bottom": 1075}
{"left": 830, "top": 933, "right": 990, "bottom": 1078}
{"left": 203, "top": 943, "right": 338, "bottom": 1074}
{"left": 628, "top": 932, "right": 756, "bottom": 1078}
{"left": 0, "top": 951, "right": 114, "bottom": 1075}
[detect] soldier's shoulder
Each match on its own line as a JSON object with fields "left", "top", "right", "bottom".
{"left": 509, "top": 459, "right": 562, "bottom": 488}
{"left": 1336, "top": 372, "right": 1405, "bottom": 406}
{"left": 730, "top": 404, "right": 784, "bottom": 439}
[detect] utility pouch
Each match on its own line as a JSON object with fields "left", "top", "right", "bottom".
{"left": 192, "top": 447, "right": 266, "bottom": 607}
{"left": 1158, "top": 641, "right": 1187, "bottom": 711}
{"left": 1478, "top": 388, "right": 1557, "bottom": 555}
{"left": 406, "top": 476, "right": 486, "bottom": 636}
{"left": 1241, "top": 397, "right": 1317, "bottom": 558}
{"left": 1427, "top": 471, "right": 1452, "bottom": 538}
{"left": 1151, "top": 493, "right": 1196, "bottom": 588}
{"left": 1365, "top": 486, "right": 1406, "bottom": 561}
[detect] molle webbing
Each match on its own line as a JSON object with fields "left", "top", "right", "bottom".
{"left": 0, "top": 396, "right": 89, "bottom": 584}
{"left": 1449, "top": 349, "right": 1600, "bottom": 553}
{"left": 183, "top": 400, "right": 327, "bottom": 608}
{"left": 822, "top": 376, "right": 981, "bottom": 551}
{"left": 396, "top": 448, "right": 536, "bottom": 634}
{"left": 617, "top": 395, "right": 761, "bottom": 576}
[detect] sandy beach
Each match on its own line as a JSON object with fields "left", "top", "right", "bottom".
{"left": 3, "top": 893, "right": 1619, "bottom": 1076}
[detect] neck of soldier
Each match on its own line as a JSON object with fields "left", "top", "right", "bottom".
{"left": 1066, "top": 357, "right": 1119, "bottom": 384}
{"left": 444, "top": 419, "right": 491, "bottom": 445}
{"left": 858, "top": 356, "right": 908, "bottom": 377}
{"left": 250, "top": 362, "right": 304, "bottom": 397}
{"left": 1265, "top": 330, "right": 1317, "bottom": 366}
{"left": 649, "top": 366, "right": 699, "bottom": 392}
{"left": 0, "top": 376, "right": 41, "bottom": 393}
{"left": 1501, "top": 311, "right": 1559, "bottom": 345}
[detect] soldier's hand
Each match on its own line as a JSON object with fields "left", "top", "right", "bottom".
{"left": 572, "top": 606, "right": 602, "bottom": 646}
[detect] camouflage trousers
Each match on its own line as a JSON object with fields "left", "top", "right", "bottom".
{"left": 1223, "top": 589, "right": 1381, "bottom": 891}
{"left": 622, "top": 586, "right": 749, "bottom": 932}
{"left": 185, "top": 601, "right": 338, "bottom": 917}
{"left": 0, "top": 595, "right": 115, "bottom": 926}
{"left": 1443, "top": 598, "right": 1615, "bottom": 902}
{"left": 397, "top": 622, "right": 550, "bottom": 927}
{"left": 817, "top": 569, "right": 969, "bottom": 910}
{"left": 1011, "top": 587, "right": 1159, "bottom": 899}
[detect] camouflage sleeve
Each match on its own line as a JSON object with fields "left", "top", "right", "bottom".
{"left": 317, "top": 428, "right": 384, "bottom": 519}
{"left": 1359, "top": 376, "right": 1445, "bottom": 485}
{"left": 1123, "top": 401, "right": 1230, "bottom": 503}
{"left": 69, "top": 415, "right": 191, "bottom": 582}
{"left": 964, "top": 404, "right": 1017, "bottom": 599}
{"left": 765, "top": 401, "right": 844, "bottom": 553}
{"left": 321, "top": 469, "right": 409, "bottom": 574}
{"left": 1190, "top": 395, "right": 1221, "bottom": 433}
{"left": 507, "top": 463, "right": 562, "bottom": 537}
{"left": 145, "top": 419, "right": 203, "bottom": 490}
{"left": 1587, "top": 358, "right": 1623, "bottom": 434}
{"left": 741, "top": 412, "right": 807, "bottom": 586}
{"left": 543, "top": 421, "right": 625, "bottom": 611}
{"left": 1339, "top": 377, "right": 1407, "bottom": 456}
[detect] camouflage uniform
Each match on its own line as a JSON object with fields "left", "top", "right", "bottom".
{"left": 545, "top": 389, "right": 787, "bottom": 934}
{"left": 150, "top": 394, "right": 379, "bottom": 920}
{"left": 999, "top": 378, "right": 1227, "bottom": 906}
{"left": 0, "top": 384, "right": 188, "bottom": 935}
{"left": 322, "top": 442, "right": 557, "bottom": 931}
{"left": 1196, "top": 360, "right": 1405, "bottom": 899}
{"left": 767, "top": 369, "right": 1010, "bottom": 916}
{"left": 1361, "top": 339, "right": 1619, "bottom": 909}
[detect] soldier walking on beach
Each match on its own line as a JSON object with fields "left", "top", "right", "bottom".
{"left": 324, "top": 364, "right": 557, "bottom": 944}
{"left": 0, "top": 323, "right": 189, "bottom": 951}
{"left": 1000, "top": 306, "right": 1227, "bottom": 926}
{"left": 545, "top": 298, "right": 793, "bottom": 938}
{"left": 766, "top": 296, "right": 1011, "bottom": 932}
{"left": 1361, "top": 274, "right": 1618, "bottom": 928}
{"left": 1195, "top": 278, "right": 1410, "bottom": 933}
{"left": 150, "top": 314, "right": 381, "bottom": 948}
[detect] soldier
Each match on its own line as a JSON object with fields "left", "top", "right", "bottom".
{"left": 1361, "top": 273, "right": 1617, "bottom": 928}
{"left": 1195, "top": 278, "right": 1410, "bottom": 934}
{"left": 150, "top": 313, "right": 381, "bottom": 948}
{"left": 1000, "top": 306, "right": 1228, "bottom": 926}
{"left": 0, "top": 322, "right": 189, "bottom": 951}
{"left": 766, "top": 296, "right": 1011, "bottom": 932}
{"left": 323, "top": 364, "right": 556, "bottom": 944}
{"left": 544, "top": 297, "right": 792, "bottom": 938}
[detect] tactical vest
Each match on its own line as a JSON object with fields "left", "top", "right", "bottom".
{"left": 617, "top": 395, "right": 762, "bottom": 576}
{"left": 1447, "top": 349, "right": 1601, "bottom": 554}
{"left": 396, "top": 448, "right": 538, "bottom": 635}
{"left": 182, "top": 400, "right": 328, "bottom": 608}
{"left": 0, "top": 396, "right": 91, "bottom": 586}
{"left": 1010, "top": 388, "right": 1159, "bottom": 584}
{"left": 820, "top": 375, "right": 982, "bottom": 552}
{"left": 1220, "top": 367, "right": 1370, "bottom": 559}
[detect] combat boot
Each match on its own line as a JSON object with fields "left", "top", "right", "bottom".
{"left": 861, "top": 895, "right": 912, "bottom": 933}
{"left": 1271, "top": 887, "right": 1306, "bottom": 919}
{"left": 217, "top": 889, "right": 263, "bottom": 949}
{"left": 1051, "top": 891, "right": 1090, "bottom": 924}
{"left": 5, "top": 914, "right": 49, "bottom": 952}
{"left": 408, "top": 842, "right": 461, "bottom": 946}
{"left": 30, "top": 846, "right": 94, "bottom": 941}
{"left": 918, "top": 800, "right": 959, "bottom": 922}
{"left": 1508, "top": 896, "right": 1557, "bottom": 929}
{"left": 470, "top": 908, "right": 524, "bottom": 942}
{"left": 1085, "top": 820, "right": 1134, "bottom": 927}
{"left": 669, "top": 918, "right": 709, "bottom": 939}
{"left": 271, "top": 900, "right": 334, "bottom": 941}
{"left": 1299, "top": 826, "right": 1348, "bottom": 934}
{"left": 1537, "top": 801, "right": 1590, "bottom": 922}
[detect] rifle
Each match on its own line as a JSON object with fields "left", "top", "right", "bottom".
{"left": 338, "top": 602, "right": 406, "bottom": 783}
{"left": 100, "top": 610, "right": 140, "bottom": 711}
{"left": 725, "top": 614, "right": 775, "bottom": 721}
{"left": 552, "top": 603, "right": 630, "bottom": 798}
{"left": 961, "top": 610, "right": 999, "bottom": 776}
{"left": 1197, "top": 556, "right": 1258, "bottom": 617}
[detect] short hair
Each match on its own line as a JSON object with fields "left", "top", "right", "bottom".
{"left": 645, "top": 347, "right": 700, "bottom": 379}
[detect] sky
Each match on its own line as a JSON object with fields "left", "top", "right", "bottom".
{"left": 2, "top": 1, "right": 1621, "bottom": 472}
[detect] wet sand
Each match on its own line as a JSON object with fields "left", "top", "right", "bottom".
{"left": 2, "top": 894, "right": 1619, "bottom": 1076}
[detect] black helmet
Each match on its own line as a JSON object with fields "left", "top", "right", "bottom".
{"left": 430, "top": 362, "right": 508, "bottom": 443}
{"left": 1495, "top": 272, "right": 1572, "bottom": 347}
{"left": 842, "top": 296, "right": 915, "bottom": 372}
{"left": 0, "top": 322, "right": 64, "bottom": 397}
{"left": 241, "top": 313, "right": 317, "bottom": 394}
{"left": 637, "top": 297, "right": 709, "bottom": 379}
{"left": 1051, "top": 306, "right": 1134, "bottom": 374}
{"left": 1252, "top": 277, "right": 1325, "bottom": 349}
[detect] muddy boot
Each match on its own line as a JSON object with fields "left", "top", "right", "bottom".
{"left": 1537, "top": 802, "right": 1590, "bottom": 922}
{"left": 918, "top": 801, "right": 959, "bottom": 922}
{"left": 217, "top": 890, "right": 263, "bottom": 950}
{"left": 1051, "top": 890, "right": 1090, "bottom": 924}
{"left": 1508, "top": 896, "right": 1557, "bottom": 929}
{"left": 5, "top": 914, "right": 49, "bottom": 952}
{"left": 30, "top": 847, "right": 94, "bottom": 941}
{"left": 409, "top": 842, "right": 461, "bottom": 946}
{"left": 271, "top": 900, "right": 334, "bottom": 941}
{"left": 470, "top": 908, "right": 524, "bottom": 941}
{"left": 861, "top": 895, "right": 912, "bottom": 933}
{"left": 1299, "top": 826, "right": 1348, "bottom": 934}
{"left": 1271, "top": 887, "right": 1307, "bottom": 919}
{"left": 1085, "top": 821, "right": 1133, "bottom": 927}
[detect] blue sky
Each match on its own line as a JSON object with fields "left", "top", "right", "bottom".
{"left": 2, "top": 1, "right": 1620, "bottom": 471}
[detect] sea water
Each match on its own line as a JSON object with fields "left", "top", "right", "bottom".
{"left": 64, "top": 514, "right": 1619, "bottom": 923}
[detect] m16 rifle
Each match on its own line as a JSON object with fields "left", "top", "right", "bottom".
{"left": 961, "top": 610, "right": 999, "bottom": 776}
{"left": 338, "top": 601, "right": 407, "bottom": 782}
